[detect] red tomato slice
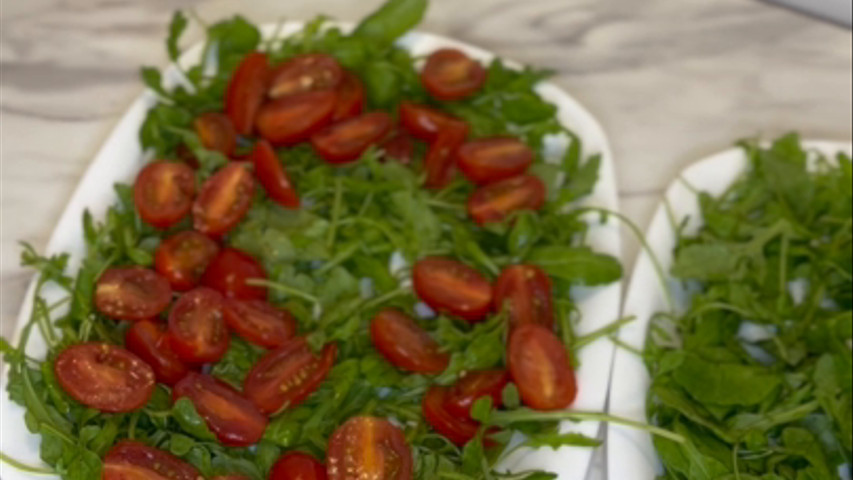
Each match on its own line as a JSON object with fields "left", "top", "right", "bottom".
{"left": 194, "top": 112, "right": 238, "bottom": 156}
{"left": 133, "top": 162, "right": 196, "bottom": 229}
{"left": 412, "top": 257, "right": 493, "bottom": 323}
{"left": 54, "top": 343, "right": 155, "bottom": 413}
{"left": 399, "top": 102, "right": 463, "bottom": 142}
{"left": 422, "top": 386, "right": 481, "bottom": 446}
{"left": 94, "top": 267, "right": 172, "bottom": 321}
{"left": 167, "top": 287, "right": 229, "bottom": 364}
{"left": 508, "top": 324, "right": 577, "bottom": 411}
{"left": 381, "top": 130, "right": 415, "bottom": 164}
{"left": 155, "top": 231, "right": 220, "bottom": 292}
{"left": 201, "top": 248, "right": 268, "bottom": 300}
{"left": 226, "top": 52, "right": 270, "bottom": 135}
{"left": 173, "top": 372, "right": 268, "bottom": 447}
{"left": 255, "top": 90, "right": 337, "bottom": 146}
{"left": 243, "top": 338, "right": 336, "bottom": 415}
{"left": 457, "top": 137, "right": 535, "bottom": 185}
{"left": 327, "top": 416, "right": 413, "bottom": 480}
{"left": 251, "top": 140, "right": 300, "bottom": 209}
{"left": 270, "top": 452, "right": 327, "bottom": 480}
{"left": 467, "top": 174, "right": 546, "bottom": 225}
{"left": 424, "top": 124, "right": 469, "bottom": 189}
{"left": 494, "top": 265, "right": 554, "bottom": 329}
{"left": 192, "top": 163, "right": 255, "bottom": 237}
{"left": 311, "top": 112, "right": 394, "bottom": 164}
{"left": 370, "top": 309, "right": 449, "bottom": 374}
{"left": 268, "top": 54, "right": 344, "bottom": 99}
{"left": 223, "top": 299, "right": 297, "bottom": 349}
{"left": 332, "top": 72, "right": 366, "bottom": 121}
{"left": 125, "top": 320, "right": 190, "bottom": 386}
{"left": 445, "top": 370, "right": 509, "bottom": 419}
{"left": 421, "top": 49, "right": 487, "bottom": 101}
{"left": 103, "top": 441, "right": 201, "bottom": 480}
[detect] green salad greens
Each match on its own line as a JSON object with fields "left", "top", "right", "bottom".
{"left": 647, "top": 134, "right": 853, "bottom": 480}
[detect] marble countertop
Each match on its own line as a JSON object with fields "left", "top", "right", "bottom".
{"left": 1, "top": 0, "right": 851, "bottom": 478}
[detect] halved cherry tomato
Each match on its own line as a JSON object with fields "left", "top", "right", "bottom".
{"left": 370, "top": 309, "right": 449, "bottom": 374}
{"left": 268, "top": 54, "right": 344, "bottom": 99}
{"left": 125, "top": 320, "right": 190, "bottom": 385}
{"left": 332, "top": 72, "right": 366, "bottom": 121}
{"left": 508, "top": 324, "right": 577, "bottom": 411}
{"left": 173, "top": 372, "right": 268, "bottom": 447}
{"left": 103, "top": 441, "right": 201, "bottom": 480}
{"left": 494, "top": 265, "right": 554, "bottom": 329}
{"left": 457, "top": 137, "right": 534, "bottom": 185}
{"left": 311, "top": 112, "right": 394, "bottom": 164}
{"left": 424, "top": 123, "right": 469, "bottom": 189}
{"left": 251, "top": 140, "right": 300, "bottom": 209}
{"left": 381, "top": 130, "right": 415, "bottom": 164}
{"left": 270, "top": 452, "right": 327, "bottom": 480}
{"left": 94, "top": 267, "right": 172, "bottom": 321}
{"left": 399, "top": 102, "right": 463, "bottom": 142}
{"left": 155, "top": 231, "right": 220, "bottom": 291}
{"left": 167, "top": 287, "right": 229, "bottom": 364}
{"left": 256, "top": 90, "right": 337, "bottom": 146}
{"left": 192, "top": 163, "right": 255, "bottom": 237}
{"left": 327, "top": 416, "right": 413, "bottom": 480}
{"left": 223, "top": 299, "right": 296, "bottom": 349}
{"left": 421, "top": 49, "right": 487, "bottom": 101}
{"left": 194, "top": 112, "right": 238, "bottom": 156}
{"left": 244, "top": 338, "right": 336, "bottom": 415}
{"left": 133, "top": 162, "right": 196, "bottom": 229}
{"left": 445, "top": 370, "right": 509, "bottom": 419}
{"left": 226, "top": 52, "right": 270, "bottom": 135}
{"left": 467, "top": 174, "right": 546, "bottom": 225}
{"left": 201, "top": 248, "right": 268, "bottom": 300}
{"left": 54, "top": 343, "right": 155, "bottom": 412}
{"left": 422, "top": 386, "right": 481, "bottom": 446}
{"left": 412, "top": 257, "right": 493, "bottom": 323}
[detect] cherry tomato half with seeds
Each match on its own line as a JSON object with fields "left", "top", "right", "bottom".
{"left": 311, "top": 112, "right": 394, "bottom": 164}
{"left": 381, "top": 130, "right": 415, "bottom": 164}
{"left": 125, "top": 320, "right": 190, "bottom": 386}
{"left": 192, "top": 163, "right": 255, "bottom": 237}
{"left": 422, "top": 386, "right": 481, "bottom": 446}
{"left": 223, "top": 299, "right": 297, "bottom": 349}
{"left": 270, "top": 452, "right": 327, "bottom": 480}
{"left": 370, "top": 309, "right": 449, "bottom": 374}
{"left": 508, "top": 324, "right": 577, "bottom": 411}
{"left": 167, "top": 287, "right": 229, "bottom": 364}
{"left": 255, "top": 90, "right": 337, "bottom": 146}
{"left": 494, "top": 265, "right": 554, "bottom": 329}
{"left": 54, "top": 343, "right": 155, "bottom": 413}
{"left": 332, "top": 72, "right": 366, "bottom": 121}
{"left": 94, "top": 267, "right": 172, "bottom": 321}
{"left": 424, "top": 123, "right": 469, "bottom": 189}
{"left": 194, "top": 112, "right": 238, "bottom": 156}
{"left": 421, "top": 49, "right": 487, "bottom": 101}
{"left": 413, "top": 257, "right": 493, "bottom": 323}
{"left": 327, "top": 416, "right": 413, "bottom": 480}
{"left": 445, "top": 370, "right": 509, "bottom": 419}
{"left": 251, "top": 140, "right": 300, "bottom": 209}
{"left": 457, "top": 137, "right": 535, "bottom": 186}
{"left": 155, "top": 231, "right": 220, "bottom": 292}
{"left": 399, "top": 102, "right": 463, "bottom": 142}
{"left": 268, "top": 53, "right": 344, "bottom": 99}
{"left": 467, "top": 174, "right": 546, "bottom": 225}
{"left": 103, "top": 441, "right": 202, "bottom": 480}
{"left": 226, "top": 52, "right": 270, "bottom": 135}
{"left": 173, "top": 372, "right": 268, "bottom": 447}
{"left": 201, "top": 248, "right": 268, "bottom": 301}
{"left": 244, "top": 338, "right": 337, "bottom": 415}
{"left": 133, "top": 162, "right": 196, "bottom": 229}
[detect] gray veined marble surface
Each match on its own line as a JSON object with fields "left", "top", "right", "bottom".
{"left": 0, "top": 0, "right": 851, "bottom": 479}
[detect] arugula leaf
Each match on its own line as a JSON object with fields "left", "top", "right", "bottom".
{"left": 526, "top": 246, "right": 622, "bottom": 286}
{"left": 354, "top": 0, "right": 428, "bottom": 46}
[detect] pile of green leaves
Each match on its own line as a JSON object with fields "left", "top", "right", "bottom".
{"left": 647, "top": 134, "right": 853, "bottom": 480}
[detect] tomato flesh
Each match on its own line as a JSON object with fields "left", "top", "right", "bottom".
{"left": 125, "top": 320, "right": 190, "bottom": 386}
{"left": 167, "top": 287, "right": 229, "bottom": 364}
{"left": 268, "top": 54, "right": 344, "bottom": 99}
{"left": 103, "top": 441, "right": 201, "bottom": 480}
{"left": 155, "top": 231, "right": 220, "bottom": 292}
{"left": 381, "top": 130, "right": 415, "bottom": 164}
{"left": 173, "top": 372, "right": 268, "bottom": 447}
{"left": 399, "top": 102, "right": 462, "bottom": 142}
{"left": 370, "top": 309, "right": 449, "bottom": 374}
{"left": 270, "top": 452, "right": 327, "bottom": 480}
{"left": 252, "top": 140, "right": 300, "bottom": 209}
{"left": 445, "top": 370, "right": 509, "bottom": 419}
{"left": 226, "top": 52, "right": 270, "bottom": 135}
{"left": 194, "top": 112, "right": 238, "bottom": 156}
{"left": 223, "top": 299, "right": 297, "bottom": 349}
{"left": 54, "top": 343, "right": 155, "bottom": 413}
{"left": 133, "top": 162, "right": 196, "bottom": 229}
{"left": 201, "top": 248, "right": 268, "bottom": 300}
{"left": 192, "top": 163, "right": 255, "bottom": 237}
{"left": 421, "top": 49, "right": 487, "bottom": 101}
{"left": 422, "top": 386, "right": 481, "bottom": 446}
{"left": 467, "top": 174, "right": 546, "bottom": 225}
{"left": 256, "top": 90, "right": 337, "bottom": 146}
{"left": 327, "top": 416, "right": 413, "bottom": 480}
{"left": 412, "top": 257, "right": 493, "bottom": 323}
{"left": 508, "top": 324, "right": 577, "bottom": 411}
{"left": 457, "top": 137, "right": 534, "bottom": 185}
{"left": 332, "top": 72, "right": 366, "bottom": 121}
{"left": 424, "top": 124, "right": 468, "bottom": 189}
{"left": 311, "top": 112, "right": 394, "bottom": 164}
{"left": 94, "top": 267, "right": 172, "bottom": 321}
{"left": 494, "top": 265, "right": 554, "bottom": 329}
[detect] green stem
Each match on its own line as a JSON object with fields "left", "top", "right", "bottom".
{"left": 0, "top": 452, "right": 54, "bottom": 475}
{"left": 326, "top": 177, "right": 344, "bottom": 249}
{"left": 488, "top": 409, "right": 685, "bottom": 443}
{"left": 359, "top": 287, "right": 411, "bottom": 312}
{"left": 315, "top": 244, "right": 360, "bottom": 276}
{"left": 246, "top": 279, "right": 320, "bottom": 305}
{"left": 573, "top": 316, "right": 636, "bottom": 350}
